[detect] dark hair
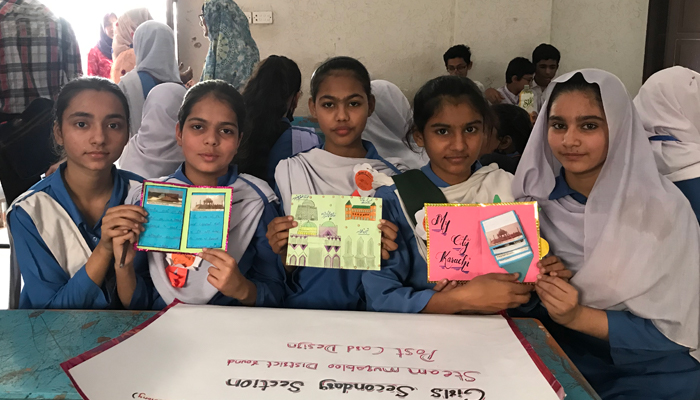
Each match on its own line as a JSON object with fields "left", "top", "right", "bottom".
{"left": 505, "top": 57, "right": 535, "bottom": 84}
{"left": 103, "top": 13, "right": 117, "bottom": 27}
{"left": 546, "top": 72, "right": 603, "bottom": 117}
{"left": 443, "top": 45, "right": 472, "bottom": 66}
{"left": 492, "top": 104, "right": 532, "bottom": 154}
{"left": 178, "top": 80, "right": 246, "bottom": 140}
{"left": 310, "top": 56, "right": 371, "bottom": 101}
{"left": 405, "top": 75, "right": 494, "bottom": 150}
{"left": 236, "top": 55, "right": 302, "bottom": 179}
{"left": 532, "top": 43, "right": 561, "bottom": 65}
{"left": 55, "top": 76, "right": 130, "bottom": 130}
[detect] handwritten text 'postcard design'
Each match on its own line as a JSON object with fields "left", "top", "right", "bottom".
{"left": 286, "top": 195, "right": 383, "bottom": 271}
{"left": 426, "top": 202, "right": 540, "bottom": 282}
{"left": 137, "top": 181, "right": 233, "bottom": 254}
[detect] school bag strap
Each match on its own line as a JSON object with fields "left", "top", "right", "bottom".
{"left": 391, "top": 169, "right": 447, "bottom": 226}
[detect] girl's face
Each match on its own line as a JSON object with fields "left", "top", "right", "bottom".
{"left": 414, "top": 100, "right": 486, "bottom": 185}
{"left": 308, "top": 72, "right": 375, "bottom": 150}
{"left": 176, "top": 95, "right": 240, "bottom": 179}
{"left": 547, "top": 90, "right": 609, "bottom": 178}
{"left": 54, "top": 90, "right": 128, "bottom": 172}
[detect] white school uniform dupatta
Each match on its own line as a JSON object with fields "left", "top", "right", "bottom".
{"left": 634, "top": 66, "right": 700, "bottom": 182}
{"left": 274, "top": 144, "right": 406, "bottom": 215}
{"left": 513, "top": 69, "right": 700, "bottom": 356}
{"left": 128, "top": 169, "right": 277, "bottom": 305}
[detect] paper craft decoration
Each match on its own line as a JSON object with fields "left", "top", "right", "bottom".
{"left": 426, "top": 202, "right": 540, "bottom": 283}
{"left": 286, "top": 194, "right": 383, "bottom": 270}
{"left": 136, "top": 181, "right": 233, "bottom": 254}
{"left": 62, "top": 302, "right": 564, "bottom": 400}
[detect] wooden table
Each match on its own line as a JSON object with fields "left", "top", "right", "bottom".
{"left": 0, "top": 310, "right": 600, "bottom": 399}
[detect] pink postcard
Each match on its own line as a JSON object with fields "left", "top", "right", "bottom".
{"left": 426, "top": 202, "right": 540, "bottom": 283}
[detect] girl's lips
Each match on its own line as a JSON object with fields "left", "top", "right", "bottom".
{"left": 199, "top": 153, "right": 220, "bottom": 162}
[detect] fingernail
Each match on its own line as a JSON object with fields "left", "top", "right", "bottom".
{"left": 287, "top": 216, "right": 293, "bottom": 220}
{"left": 537, "top": 274, "right": 542, "bottom": 279}
{"left": 551, "top": 272, "right": 558, "bottom": 277}
{"left": 513, "top": 272, "right": 519, "bottom": 278}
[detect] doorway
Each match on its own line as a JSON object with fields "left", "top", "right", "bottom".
{"left": 643, "top": 0, "right": 700, "bottom": 81}
{"left": 40, "top": 0, "right": 169, "bottom": 74}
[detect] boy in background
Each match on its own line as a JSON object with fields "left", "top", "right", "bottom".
{"left": 496, "top": 57, "right": 535, "bottom": 105}
{"left": 443, "top": 44, "right": 485, "bottom": 92}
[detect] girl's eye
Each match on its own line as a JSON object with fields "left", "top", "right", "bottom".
{"left": 76, "top": 121, "right": 87, "bottom": 128}
{"left": 221, "top": 128, "right": 235, "bottom": 135}
{"left": 435, "top": 128, "right": 449, "bottom": 135}
{"left": 551, "top": 123, "right": 566, "bottom": 130}
{"left": 349, "top": 101, "right": 361, "bottom": 107}
{"left": 582, "top": 123, "right": 598, "bottom": 130}
{"left": 108, "top": 123, "right": 120, "bottom": 130}
{"left": 321, "top": 102, "right": 334, "bottom": 108}
{"left": 191, "top": 124, "right": 203, "bottom": 130}
{"left": 465, "top": 126, "right": 478, "bottom": 134}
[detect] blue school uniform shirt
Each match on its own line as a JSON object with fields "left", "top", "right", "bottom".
{"left": 266, "top": 119, "right": 321, "bottom": 188}
{"left": 8, "top": 163, "right": 151, "bottom": 309}
{"left": 147, "top": 164, "right": 286, "bottom": 309}
{"left": 364, "top": 163, "right": 483, "bottom": 313}
{"left": 282, "top": 141, "right": 401, "bottom": 311}
{"left": 520, "top": 168, "right": 700, "bottom": 400}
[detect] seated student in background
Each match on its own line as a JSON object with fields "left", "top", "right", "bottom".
{"left": 362, "top": 80, "right": 429, "bottom": 170}
{"left": 236, "top": 55, "right": 319, "bottom": 189}
{"left": 486, "top": 43, "right": 560, "bottom": 110}
{"left": 7, "top": 77, "right": 151, "bottom": 309}
{"left": 118, "top": 21, "right": 182, "bottom": 137}
{"left": 127, "top": 80, "right": 286, "bottom": 310}
{"left": 480, "top": 104, "right": 533, "bottom": 174}
{"left": 119, "top": 83, "right": 187, "bottom": 179}
{"left": 267, "top": 56, "right": 404, "bottom": 311}
{"left": 443, "top": 45, "right": 485, "bottom": 92}
{"left": 513, "top": 70, "right": 700, "bottom": 400}
{"left": 496, "top": 57, "right": 535, "bottom": 105}
{"left": 634, "top": 66, "right": 700, "bottom": 222}
{"left": 363, "top": 75, "right": 546, "bottom": 314}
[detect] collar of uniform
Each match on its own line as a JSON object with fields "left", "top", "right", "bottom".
{"left": 173, "top": 163, "right": 239, "bottom": 187}
{"left": 549, "top": 167, "right": 588, "bottom": 204}
{"left": 51, "top": 162, "right": 126, "bottom": 231}
{"left": 419, "top": 161, "right": 483, "bottom": 189}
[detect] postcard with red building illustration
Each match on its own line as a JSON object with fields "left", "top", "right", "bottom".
{"left": 425, "top": 202, "right": 540, "bottom": 283}
{"left": 286, "top": 194, "right": 383, "bottom": 270}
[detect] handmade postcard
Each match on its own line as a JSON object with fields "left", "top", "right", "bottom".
{"left": 286, "top": 194, "right": 383, "bottom": 270}
{"left": 136, "top": 181, "right": 233, "bottom": 254}
{"left": 425, "top": 202, "right": 540, "bottom": 283}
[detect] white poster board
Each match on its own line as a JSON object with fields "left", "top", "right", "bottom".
{"left": 63, "top": 303, "right": 563, "bottom": 400}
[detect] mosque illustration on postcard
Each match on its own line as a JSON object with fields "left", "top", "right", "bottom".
{"left": 286, "top": 195, "right": 382, "bottom": 271}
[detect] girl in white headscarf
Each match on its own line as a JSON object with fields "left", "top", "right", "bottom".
{"left": 362, "top": 80, "right": 429, "bottom": 169}
{"left": 119, "top": 83, "right": 186, "bottom": 179}
{"left": 118, "top": 21, "right": 181, "bottom": 136}
{"left": 634, "top": 66, "right": 700, "bottom": 222}
{"left": 513, "top": 69, "right": 700, "bottom": 399}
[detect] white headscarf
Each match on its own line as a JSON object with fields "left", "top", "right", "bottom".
{"left": 119, "top": 83, "right": 186, "bottom": 179}
{"left": 362, "top": 80, "right": 430, "bottom": 169}
{"left": 634, "top": 66, "right": 700, "bottom": 182}
{"left": 119, "top": 21, "right": 180, "bottom": 136}
{"left": 112, "top": 8, "right": 152, "bottom": 60}
{"left": 513, "top": 69, "right": 700, "bottom": 355}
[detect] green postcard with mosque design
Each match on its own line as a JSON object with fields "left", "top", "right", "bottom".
{"left": 286, "top": 194, "right": 383, "bottom": 271}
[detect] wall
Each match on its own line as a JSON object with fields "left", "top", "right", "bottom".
{"left": 551, "top": 0, "right": 649, "bottom": 96}
{"left": 176, "top": 0, "right": 649, "bottom": 114}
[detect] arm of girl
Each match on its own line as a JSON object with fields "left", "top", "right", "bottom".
{"left": 101, "top": 205, "right": 148, "bottom": 308}
{"left": 423, "top": 273, "right": 533, "bottom": 314}
{"left": 266, "top": 216, "right": 297, "bottom": 272}
{"left": 536, "top": 275, "right": 609, "bottom": 340}
{"left": 201, "top": 249, "right": 257, "bottom": 306}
